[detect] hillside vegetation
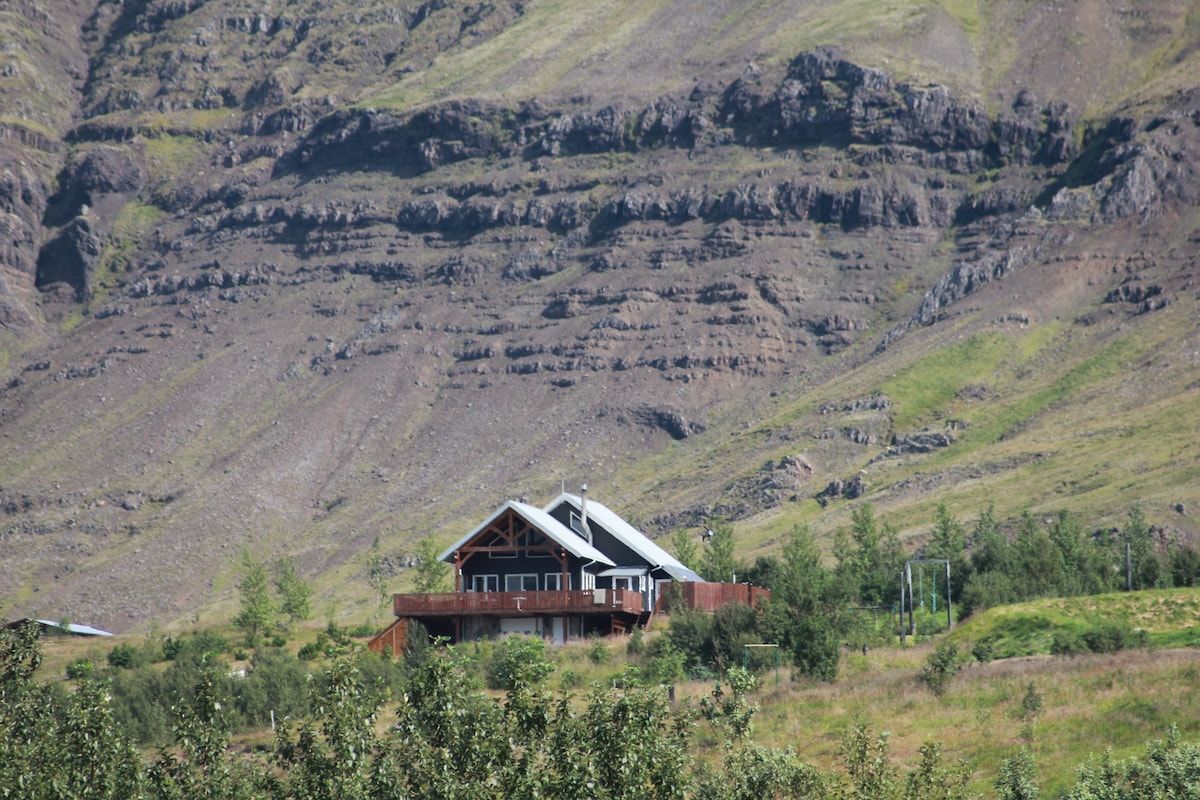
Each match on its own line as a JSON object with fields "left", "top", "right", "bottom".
{"left": 12, "top": 590, "right": 1200, "bottom": 798}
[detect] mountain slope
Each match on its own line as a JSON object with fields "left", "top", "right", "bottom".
{"left": 1, "top": 0, "right": 1198, "bottom": 630}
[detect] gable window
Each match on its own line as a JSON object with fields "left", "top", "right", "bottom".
{"left": 545, "top": 573, "right": 571, "bottom": 591}
{"left": 471, "top": 574, "right": 499, "bottom": 593}
{"left": 485, "top": 532, "right": 516, "bottom": 558}
{"left": 522, "top": 529, "right": 552, "bottom": 557}
{"left": 569, "top": 512, "right": 586, "bottom": 536}
{"left": 505, "top": 574, "right": 539, "bottom": 592}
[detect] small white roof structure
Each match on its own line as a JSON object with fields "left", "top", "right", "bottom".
{"left": 544, "top": 493, "right": 705, "bottom": 582}
{"left": 438, "top": 500, "right": 615, "bottom": 566}
{"left": 32, "top": 619, "right": 114, "bottom": 637}
{"left": 598, "top": 566, "right": 649, "bottom": 578}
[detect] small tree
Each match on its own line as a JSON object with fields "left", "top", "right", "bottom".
{"left": 411, "top": 536, "right": 449, "bottom": 594}
{"left": 701, "top": 518, "right": 737, "bottom": 583}
{"left": 671, "top": 528, "right": 699, "bottom": 571}
{"left": 275, "top": 556, "right": 312, "bottom": 628}
{"left": 996, "top": 748, "right": 1040, "bottom": 800}
{"left": 366, "top": 535, "right": 391, "bottom": 616}
{"left": 234, "top": 549, "right": 275, "bottom": 645}
{"left": 919, "top": 641, "right": 960, "bottom": 697}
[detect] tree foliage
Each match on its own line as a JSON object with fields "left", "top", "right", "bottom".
{"left": 700, "top": 518, "right": 737, "bottom": 583}
{"left": 274, "top": 557, "right": 312, "bottom": 628}
{"left": 234, "top": 549, "right": 276, "bottom": 645}
{"left": 411, "top": 536, "right": 450, "bottom": 594}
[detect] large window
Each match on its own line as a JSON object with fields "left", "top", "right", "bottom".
{"left": 505, "top": 573, "right": 539, "bottom": 592}
{"left": 545, "top": 573, "right": 571, "bottom": 591}
{"left": 471, "top": 574, "right": 499, "bottom": 593}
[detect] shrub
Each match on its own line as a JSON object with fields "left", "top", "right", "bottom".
{"left": 270, "top": 635, "right": 287, "bottom": 648}
{"left": 1050, "top": 629, "right": 1087, "bottom": 656}
{"left": 107, "top": 643, "right": 140, "bottom": 669}
{"left": 488, "top": 635, "right": 555, "bottom": 691}
{"left": 65, "top": 658, "right": 95, "bottom": 680}
{"left": 972, "top": 636, "right": 996, "bottom": 664}
{"left": 918, "top": 641, "right": 960, "bottom": 696}
{"left": 559, "top": 668, "right": 582, "bottom": 689}
{"left": 1083, "top": 622, "right": 1144, "bottom": 654}
{"left": 588, "top": 634, "right": 611, "bottom": 665}
{"left": 646, "top": 639, "right": 687, "bottom": 685}
{"left": 297, "top": 641, "right": 323, "bottom": 661}
{"left": 347, "top": 622, "right": 377, "bottom": 638}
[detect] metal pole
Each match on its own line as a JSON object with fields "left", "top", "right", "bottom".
{"left": 906, "top": 562, "right": 915, "bottom": 636}
{"left": 899, "top": 572, "right": 906, "bottom": 644}
{"left": 1126, "top": 541, "right": 1132, "bottom": 591}
{"left": 945, "top": 560, "right": 953, "bottom": 630}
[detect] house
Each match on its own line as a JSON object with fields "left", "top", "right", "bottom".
{"left": 374, "top": 488, "right": 769, "bottom": 651}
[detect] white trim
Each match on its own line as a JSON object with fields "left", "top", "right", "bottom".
{"left": 439, "top": 500, "right": 614, "bottom": 566}
{"left": 471, "top": 574, "right": 499, "bottom": 593}
{"left": 505, "top": 573, "right": 539, "bottom": 592}
{"left": 545, "top": 572, "right": 571, "bottom": 591}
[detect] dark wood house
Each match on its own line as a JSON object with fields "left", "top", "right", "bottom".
{"left": 380, "top": 490, "right": 723, "bottom": 647}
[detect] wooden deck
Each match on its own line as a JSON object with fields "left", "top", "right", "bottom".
{"left": 393, "top": 589, "right": 644, "bottom": 618}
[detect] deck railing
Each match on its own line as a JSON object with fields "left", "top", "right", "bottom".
{"left": 393, "top": 589, "right": 643, "bottom": 617}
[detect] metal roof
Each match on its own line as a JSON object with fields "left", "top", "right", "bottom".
{"left": 544, "top": 493, "right": 706, "bottom": 582}
{"left": 438, "top": 500, "right": 615, "bottom": 566}
{"left": 597, "top": 566, "right": 649, "bottom": 578}
{"left": 31, "top": 619, "right": 114, "bottom": 637}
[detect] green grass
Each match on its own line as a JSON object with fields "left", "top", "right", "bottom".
{"left": 963, "top": 333, "right": 1140, "bottom": 446}
{"left": 951, "top": 589, "right": 1200, "bottom": 657}
{"left": 880, "top": 331, "right": 1014, "bottom": 430}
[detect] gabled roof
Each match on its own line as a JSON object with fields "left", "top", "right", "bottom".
{"left": 544, "top": 493, "right": 705, "bottom": 582}
{"left": 438, "top": 500, "right": 615, "bottom": 566}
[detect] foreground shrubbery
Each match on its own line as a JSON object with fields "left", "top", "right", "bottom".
{"left": 4, "top": 621, "right": 1200, "bottom": 800}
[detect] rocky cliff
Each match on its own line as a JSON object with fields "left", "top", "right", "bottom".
{"left": 1, "top": 0, "right": 1199, "bottom": 630}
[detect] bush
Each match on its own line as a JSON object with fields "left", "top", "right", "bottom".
{"left": 918, "top": 641, "right": 960, "bottom": 696}
{"left": 588, "top": 634, "right": 611, "bottom": 665}
{"left": 270, "top": 635, "right": 287, "bottom": 648}
{"left": 1083, "top": 621, "right": 1146, "bottom": 653}
{"left": 347, "top": 622, "right": 377, "bottom": 638}
{"left": 163, "top": 631, "right": 230, "bottom": 661}
{"left": 488, "top": 635, "right": 555, "bottom": 691}
{"left": 107, "top": 643, "right": 140, "bottom": 669}
{"left": 972, "top": 636, "right": 997, "bottom": 664}
{"left": 1050, "top": 629, "right": 1087, "bottom": 656}
{"left": 297, "top": 641, "right": 323, "bottom": 661}
{"left": 627, "top": 627, "right": 645, "bottom": 656}
{"left": 646, "top": 639, "right": 687, "bottom": 685}
{"left": 65, "top": 658, "right": 95, "bottom": 680}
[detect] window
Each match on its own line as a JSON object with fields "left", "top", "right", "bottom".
{"left": 471, "top": 574, "right": 499, "bottom": 593}
{"left": 569, "top": 513, "right": 586, "bottom": 535}
{"left": 523, "top": 529, "right": 552, "bottom": 557}
{"left": 485, "top": 532, "right": 516, "bottom": 558}
{"left": 505, "top": 574, "right": 539, "bottom": 592}
{"left": 545, "top": 573, "right": 571, "bottom": 591}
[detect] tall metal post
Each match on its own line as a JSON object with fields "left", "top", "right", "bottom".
{"left": 944, "top": 559, "right": 953, "bottom": 630}
{"left": 906, "top": 562, "right": 915, "bottom": 636}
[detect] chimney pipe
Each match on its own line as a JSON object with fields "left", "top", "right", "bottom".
{"left": 580, "top": 484, "right": 592, "bottom": 544}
